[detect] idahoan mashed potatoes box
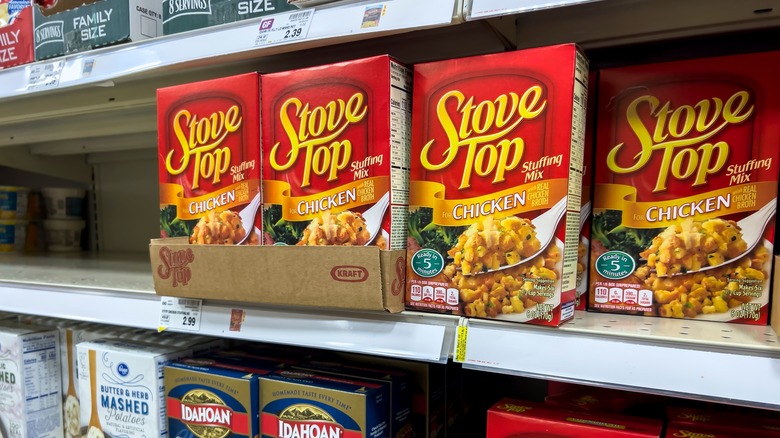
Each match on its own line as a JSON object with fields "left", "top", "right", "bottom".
{"left": 158, "top": 73, "right": 261, "bottom": 245}
{"left": 589, "top": 51, "right": 780, "bottom": 324}
{"left": 165, "top": 359, "right": 266, "bottom": 438}
{"left": 261, "top": 55, "right": 411, "bottom": 249}
{"left": 405, "top": 44, "right": 589, "bottom": 326}
{"left": 260, "top": 369, "right": 390, "bottom": 438}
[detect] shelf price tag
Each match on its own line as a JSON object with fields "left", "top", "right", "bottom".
{"left": 159, "top": 297, "right": 202, "bottom": 332}
{"left": 26, "top": 60, "right": 65, "bottom": 91}
{"left": 254, "top": 9, "right": 314, "bottom": 47}
{"left": 453, "top": 321, "right": 469, "bottom": 363}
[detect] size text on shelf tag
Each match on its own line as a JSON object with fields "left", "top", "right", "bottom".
{"left": 26, "top": 60, "right": 65, "bottom": 91}
{"left": 159, "top": 296, "right": 202, "bottom": 332}
{"left": 254, "top": 9, "right": 314, "bottom": 47}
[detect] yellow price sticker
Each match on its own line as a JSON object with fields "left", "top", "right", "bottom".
{"left": 454, "top": 325, "right": 468, "bottom": 362}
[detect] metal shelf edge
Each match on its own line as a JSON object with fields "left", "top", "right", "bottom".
{"left": 0, "top": 0, "right": 459, "bottom": 100}
{"left": 456, "top": 313, "right": 780, "bottom": 409}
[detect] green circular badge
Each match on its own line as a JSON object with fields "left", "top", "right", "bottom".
{"left": 595, "top": 251, "right": 636, "bottom": 280}
{"left": 411, "top": 249, "right": 445, "bottom": 278}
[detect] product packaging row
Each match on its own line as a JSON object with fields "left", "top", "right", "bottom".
{"left": 151, "top": 45, "right": 780, "bottom": 329}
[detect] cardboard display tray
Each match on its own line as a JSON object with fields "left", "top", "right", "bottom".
{"left": 150, "top": 238, "right": 405, "bottom": 313}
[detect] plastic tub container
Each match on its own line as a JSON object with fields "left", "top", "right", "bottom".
{"left": 43, "top": 219, "right": 85, "bottom": 252}
{"left": 41, "top": 188, "right": 85, "bottom": 219}
{"left": 0, "top": 220, "right": 28, "bottom": 252}
{"left": 0, "top": 186, "right": 30, "bottom": 220}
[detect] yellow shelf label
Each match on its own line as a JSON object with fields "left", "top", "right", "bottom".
{"left": 454, "top": 325, "right": 468, "bottom": 362}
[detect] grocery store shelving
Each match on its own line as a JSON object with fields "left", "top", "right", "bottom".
{"left": 0, "top": 253, "right": 456, "bottom": 363}
{"left": 2, "top": 251, "right": 779, "bottom": 407}
{"left": 456, "top": 312, "right": 780, "bottom": 409}
{"left": 2, "top": 0, "right": 780, "bottom": 412}
{"left": 0, "top": 0, "right": 461, "bottom": 100}
{"left": 512, "top": 0, "right": 780, "bottom": 49}
{"left": 464, "top": 0, "right": 601, "bottom": 20}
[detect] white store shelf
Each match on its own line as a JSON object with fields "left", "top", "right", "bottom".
{"left": 464, "top": 0, "right": 601, "bottom": 20}
{"left": 3, "top": 251, "right": 780, "bottom": 406}
{"left": 188, "top": 305, "right": 456, "bottom": 363}
{"left": 0, "top": 0, "right": 460, "bottom": 100}
{"left": 0, "top": 252, "right": 456, "bottom": 362}
{"left": 456, "top": 311, "right": 780, "bottom": 410}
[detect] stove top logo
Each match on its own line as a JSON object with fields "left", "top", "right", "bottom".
{"left": 157, "top": 247, "right": 195, "bottom": 287}
{"left": 277, "top": 404, "right": 344, "bottom": 438}
{"left": 180, "top": 389, "right": 233, "bottom": 438}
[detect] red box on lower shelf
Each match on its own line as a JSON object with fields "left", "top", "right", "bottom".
{"left": 487, "top": 398, "right": 663, "bottom": 438}
{"left": 667, "top": 407, "right": 780, "bottom": 437}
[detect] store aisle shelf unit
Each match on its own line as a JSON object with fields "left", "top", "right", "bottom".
{"left": 0, "top": 253, "right": 456, "bottom": 363}
{"left": 464, "top": 0, "right": 603, "bottom": 20}
{"left": 1, "top": 0, "right": 780, "bottom": 415}
{"left": 0, "top": 0, "right": 461, "bottom": 100}
{"left": 455, "top": 312, "right": 780, "bottom": 410}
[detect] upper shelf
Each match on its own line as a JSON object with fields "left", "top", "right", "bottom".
{"left": 3, "top": 0, "right": 779, "bottom": 107}
{"left": 464, "top": 0, "right": 601, "bottom": 20}
{"left": 0, "top": 0, "right": 461, "bottom": 101}
{"left": 2, "top": 0, "right": 780, "bottom": 153}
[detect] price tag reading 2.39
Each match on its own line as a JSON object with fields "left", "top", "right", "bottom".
{"left": 254, "top": 9, "right": 315, "bottom": 47}
{"left": 159, "top": 297, "right": 203, "bottom": 332}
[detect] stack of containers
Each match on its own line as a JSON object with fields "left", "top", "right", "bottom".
{"left": 0, "top": 319, "right": 63, "bottom": 438}
{"left": 0, "top": 186, "right": 30, "bottom": 252}
{"left": 41, "top": 187, "right": 86, "bottom": 252}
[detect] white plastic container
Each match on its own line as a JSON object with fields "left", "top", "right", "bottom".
{"left": 0, "top": 220, "right": 28, "bottom": 252}
{"left": 41, "top": 188, "right": 86, "bottom": 220}
{"left": 43, "top": 219, "right": 85, "bottom": 252}
{"left": 0, "top": 186, "right": 30, "bottom": 220}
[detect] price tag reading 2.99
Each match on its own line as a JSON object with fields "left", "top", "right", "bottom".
{"left": 255, "top": 9, "right": 314, "bottom": 47}
{"left": 159, "top": 297, "right": 203, "bottom": 332}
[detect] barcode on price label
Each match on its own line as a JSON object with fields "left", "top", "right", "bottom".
{"left": 254, "top": 9, "right": 314, "bottom": 47}
{"left": 289, "top": 11, "right": 309, "bottom": 20}
{"left": 159, "top": 296, "right": 202, "bottom": 332}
